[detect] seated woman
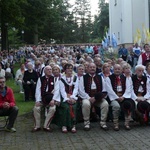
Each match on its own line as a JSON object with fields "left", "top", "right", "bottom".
{"left": 59, "top": 63, "right": 79, "bottom": 133}
{"left": 52, "top": 65, "right": 61, "bottom": 80}
{"left": 23, "top": 63, "right": 38, "bottom": 101}
{"left": 15, "top": 64, "right": 25, "bottom": 93}
{"left": 99, "top": 63, "right": 112, "bottom": 80}
{"left": 76, "top": 64, "right": 85, "bottom": 79}
{"left": 5, "top": 63, "right": 12, "bottom": 80}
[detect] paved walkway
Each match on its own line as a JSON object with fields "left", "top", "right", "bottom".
{"left": 0, "top": 113, "right": 150, "bottom": 150}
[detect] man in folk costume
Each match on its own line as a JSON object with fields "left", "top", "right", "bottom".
{"left": 105, "top": 64, "right": 136, "bottom": 131}
{"left": 79, "top": 63, "right": 109, "bottom": 131}
{"left": 138, "top": 44, "right": 150, "bottom": 66}
{"left": 132, "top": 65, "right": 150, "bottom": 124}
{"left": 32, "top": 65, "right": 60, "bottom": 132}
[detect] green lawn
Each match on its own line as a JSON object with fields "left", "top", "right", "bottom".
{"left": 6, "top": 63, "right": 34, "bottom": 116}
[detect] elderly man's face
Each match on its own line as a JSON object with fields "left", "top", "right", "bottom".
{"left": 135, "top": 68, "right": 144, "bottom": 77}
{"left": 114, "top": 65, "right": 122, "bottom": 76}
{"left": 44, "top": 66, "right": 52, "bottom": 76}
{"left": 88, "top": 63, "right": 96, "bottom": 74}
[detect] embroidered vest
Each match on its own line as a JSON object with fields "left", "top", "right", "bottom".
{"left": 132, "top": 75, "right": 147, "bottom": 96}
{"left": 142, "top": 53, "right": 150, "bottom": 66}
{"left": 61, "top": 75, "right": 77, "bottom": 94}
{"left": 40, "top": 76, "right": 54, "bottom": 97}
{"left": 109, "top": 74, "right": 126, "bottom": 94}
{"left": 83, "top": 73, "right": 102, "bottom": 97}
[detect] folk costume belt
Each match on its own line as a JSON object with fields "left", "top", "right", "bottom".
{"left": 137, "top": 92, "right": 143, "bottom": 97}
{"left": 116, "top": 92, "right": 123, "bottom": 97}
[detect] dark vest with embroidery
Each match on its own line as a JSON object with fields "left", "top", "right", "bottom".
{"left": 61, "top": 76, "right": 77, "bottom": 94}
{"left": 141, "top": 53, "right": 150, "bottom": 66}
{"left": 83, "top": 73, "right": 102, "bottom": 97}
{"left": 132, "top": 75, "right": 147, "bottom": 96}
{"left": 109, "top": 74, "right": 126, "bottom": 94}
{"left": 40, "top": 76, "right": 54, "bottom": 97}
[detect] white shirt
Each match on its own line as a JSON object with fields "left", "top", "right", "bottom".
{"left": 0, "top": 69, "right": 5, "bottom": 77}
{"left": 78, "top": 74, "right": 106, "bottom": 100}
{"left": 6, "top": 68, "right": 11, "bottom": 73}
{"left": 144, "top": 73, "right": 150, "bottom": 99}
{"left": 15, "top": 69, "right": 24, "bottom": 81}
{"left": 60, "top": 75, "right": 79, "bottom": 102}
{"left": 105, "top": 76, "right": 134, "bottom": 101}
{"left": 35, "top": 77, "right": 60, "bottom": 102}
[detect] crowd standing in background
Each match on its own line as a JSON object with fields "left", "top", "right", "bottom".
{"left": 0, "top": 43, "right": 150, "bottom": 133}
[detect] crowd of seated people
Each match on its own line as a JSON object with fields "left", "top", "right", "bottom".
{"left": 1, "top": 43, "right": 150, "bottom": 133}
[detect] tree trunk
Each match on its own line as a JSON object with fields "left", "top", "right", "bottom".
{"left": 1, "top": 7, "right": 8, "bottom": 51}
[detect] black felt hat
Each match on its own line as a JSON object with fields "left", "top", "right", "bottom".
{"left": 43, "top": 93, "right": 53, "bottom": 105}
{"left": 137, "top": 101, "right": 150, "bottom": 114}
{"left": 94, "top": 92, "right": 107, "bottom": 102}
{"left": 121, "top": 99, "right": 135, "bottom": 112}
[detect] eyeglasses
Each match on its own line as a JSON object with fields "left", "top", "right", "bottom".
{"left": 0, "top": 81, "right": 5, "bottom": 84}
{"left": 66, "top": 68, "right": 73, "bottom": 70}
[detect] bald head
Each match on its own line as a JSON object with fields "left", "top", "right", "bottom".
{"left": 114, "top": 64, "right": 122, "bottom": 75}
{"left": 88, "top": 63, "right": 96, "bottom": 75}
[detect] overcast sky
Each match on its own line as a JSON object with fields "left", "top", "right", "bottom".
{"left": 69, "top": 0, "right": 99, "bottom": 16}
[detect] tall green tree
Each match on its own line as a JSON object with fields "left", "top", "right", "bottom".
{"left": 41, "top": 0, "right": 77, "bottom": 44}
{"left": 73, "top": 0, "right": 92, "bottom": 43}
{"left": 22, "top": 0, "right": 51, "bottom": 45}
{"left": 0, "top": 0, "right": 26, "bottom": 50}
{"left": 91, "top": 0, "right": 109, "bottom": 42}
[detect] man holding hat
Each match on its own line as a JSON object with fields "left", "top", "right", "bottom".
{"left": 106, "top": 64, "right": 135, "bottom": 131}
{"left": 78, "top": 63, "right": 109, "bottom": 131}
{"left": 32, "top": 65, "right": 60, "bottom": 132}
{"left": 132, "top": 65, "right": 150, "bottom": 124}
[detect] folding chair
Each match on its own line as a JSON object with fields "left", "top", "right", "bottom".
{"left": 0, "top": 116, "right": 9, "bottom": 130}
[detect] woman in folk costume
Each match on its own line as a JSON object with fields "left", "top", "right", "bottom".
{"left": 99, "top": 63, "right": 112, "bottom": 81}
{"left": 59, "top": 63, "right": 78, "bottom": 133}
{"left": 52, "top": 65, "right": 62, "bottom": 80}
{"left": 76, "top": 64, "right": 85, "bottom": 80}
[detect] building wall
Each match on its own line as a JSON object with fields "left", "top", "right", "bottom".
{"left": 109, "top": 0, "right": 149, "bottom": 46}
{"left": 132, "top": 0, "right": 149, "bottom": 41}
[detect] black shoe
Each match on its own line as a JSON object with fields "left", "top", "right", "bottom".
{"left": 31, "top": 127, "right": 41, "bottom": 132}
{"left": 43, "top": 127, "right": 53, "bottom": 132}
{"left": 101, "top": 124, "right": 109, "bottom": 131}
{"left": 114, "top": 126, "right": 119, "bottom": 131}
{"left": 84, "top": 125, "right": 91, "bottom": 131}
{"left": 125, "top": 125, "right": 131, "bottom": 130}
